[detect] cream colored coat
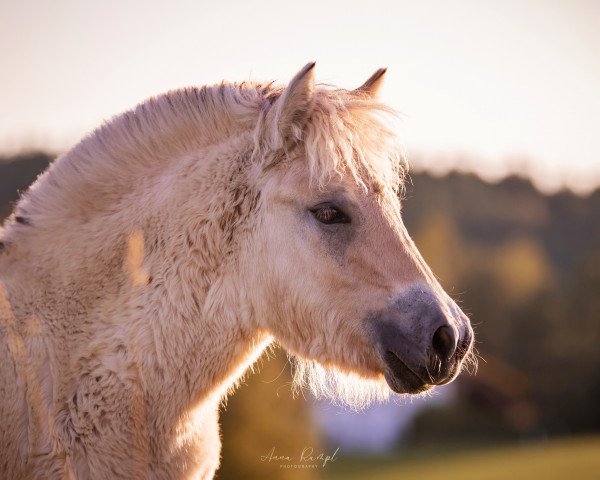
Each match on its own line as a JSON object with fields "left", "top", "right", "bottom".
{"left": 0, "top": 64, "right": 473, "bottom": 479}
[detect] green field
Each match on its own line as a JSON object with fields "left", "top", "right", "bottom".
{"left": 322, "top": 436, "right": 600, "bottom": 480}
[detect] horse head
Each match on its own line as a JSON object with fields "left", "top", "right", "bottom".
{"left": 248, "top": 63, "right": 474, "bottom": 405}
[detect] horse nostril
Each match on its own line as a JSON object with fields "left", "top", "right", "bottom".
{"left": 431, "top": 325, "right": 456, "bottom": 361}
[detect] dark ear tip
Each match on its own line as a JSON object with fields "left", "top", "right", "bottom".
{"left": 354, "top": 67, "right": 388, "bottom": 97}
{"left": 302, "top": 61, "right": 316, "bottom": 75}
{"left": 290, "top": 62, "right": 317, "bottom": 85}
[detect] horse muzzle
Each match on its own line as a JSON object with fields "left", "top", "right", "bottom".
{"left": 371, "top": 284, "right": 474, "bottom": 394}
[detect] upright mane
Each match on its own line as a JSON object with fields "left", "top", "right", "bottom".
{"left": 4, "top": 80, "right": 405, "bottom": 242}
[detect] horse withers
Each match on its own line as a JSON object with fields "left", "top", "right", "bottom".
{"left": 0, "top": 63, "right": 474, "bottom": 479}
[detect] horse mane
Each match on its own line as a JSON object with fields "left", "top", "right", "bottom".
{"left": 90, "top": 79, "right": 406, "bottom": 191}
{"left": 6, "top": 80, "right": 406, "bottom": 239}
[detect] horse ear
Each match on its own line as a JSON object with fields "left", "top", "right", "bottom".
{"left": 269, "top": 62, "right": 316, "bottom": 147}
{"left": 355, "top": 68, "right": 387, "bottom": 98}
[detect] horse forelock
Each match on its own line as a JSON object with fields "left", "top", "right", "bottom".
{"left": 256, "top": 86, "right": 407, "bottom": 194}
{"left": 307, "top": 90, "right": 406, "bottom": 192}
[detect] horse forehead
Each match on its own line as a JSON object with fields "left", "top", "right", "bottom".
{"left": 271, "top": 162, "right": 369, "bottom": 199}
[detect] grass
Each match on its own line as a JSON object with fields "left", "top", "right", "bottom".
{"left": 321, "top": 435, "right": 600, "bottom": 480}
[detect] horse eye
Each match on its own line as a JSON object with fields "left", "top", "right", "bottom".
{"left": 310, "top": 205, "right": 351, "bottom": 225}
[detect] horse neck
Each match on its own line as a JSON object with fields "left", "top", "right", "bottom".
{"left": 2, "top": 125, "right": 271, "bottom": 424}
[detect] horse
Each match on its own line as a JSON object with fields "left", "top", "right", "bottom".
{"left": 0, "top": 63, "right": 474, "bottom": 479}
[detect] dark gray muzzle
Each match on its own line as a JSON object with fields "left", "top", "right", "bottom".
{"left": 371, "top": 283, "right": 474, "bottom": 394}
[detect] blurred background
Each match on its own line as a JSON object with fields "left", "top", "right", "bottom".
{"left": 1, "top": 1, "right": 599, "bottom": 478}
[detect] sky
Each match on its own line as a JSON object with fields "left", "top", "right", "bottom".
{"left": 1, "top": 0, "right": 599, "bottom": 193}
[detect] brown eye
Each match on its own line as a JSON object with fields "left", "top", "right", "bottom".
{"left": 310, "top": 205, "right": 351, "bottom": 225}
